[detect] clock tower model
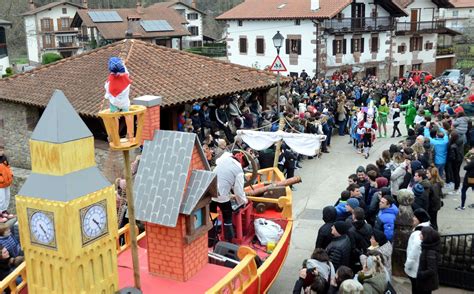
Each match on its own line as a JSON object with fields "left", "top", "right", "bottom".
{"left": 16, "top": 90, "right": 119, "bottom": 293}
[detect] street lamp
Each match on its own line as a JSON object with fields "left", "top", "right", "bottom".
{"left": 272, "top": 31, "right": 285, "bottom": 168}
{"left": 272, "top": 30, "right": 284, "bottom": 55}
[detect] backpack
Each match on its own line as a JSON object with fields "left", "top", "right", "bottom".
{"left": 0, "top": 162, "right": 13, "bottom": 188}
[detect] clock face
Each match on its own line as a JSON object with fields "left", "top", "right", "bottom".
{"left": 28, "top": 209, "right": 56, "bottom": 249}
{"left": 80, "top": 200, "right": 108, "bottom": 246}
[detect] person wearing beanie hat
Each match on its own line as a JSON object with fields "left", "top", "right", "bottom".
{"left": 326, "top": 221, "right": 352, "bottom": 270}
{"left": 405, "top": 208, "right": 431, "bottom": 293}
{"left": 345, "top": 198, "right": 360, "bottom": 214}
{"left": 374, "top": 194, "right": 399, "bottom": 242}
{"left": 412, "top": 182, "right": 429, "bottom": 212}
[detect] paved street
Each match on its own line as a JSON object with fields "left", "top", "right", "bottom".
{"left": 270, "top": 124, "right": 474, "bottom": 294}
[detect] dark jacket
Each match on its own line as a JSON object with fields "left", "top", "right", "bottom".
{"left": 0, "top": 258, "right": 13, "bottom": 281}
{"left": 429, "top": 182, "right": 442, "bottom": 213}
{"left": 316, "top": 206, "right": 337, "bottom": 249}
{"left": 412, "top": 179, "right": 430, "bottom": 212}
{"left": 416, "top": 239, "right": 441, "bottom": 291}
{"left": 464, "top": 159, "right": 474, "bottom": 179}
{"left": 448, "top": 137, "right": 464, "bottom": 163}
{"left": 326, "top": 235, "right": 351, "bottom": 270}
{"left": 348, "top": 220, "right": 372, "bottom": 255}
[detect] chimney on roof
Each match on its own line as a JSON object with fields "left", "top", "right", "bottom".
{"left": 29, "top": 0, "right": 36, "bottom": 10}
{"left": 136, "top": 0, "right": 144, "bottom": 14}
{"left": 82, "top": 0, "right": 88, "bottom": 9}
{"left": 311, "top": 0, "right": 320, "bottom": 11}
{"left": 191, "top": 0, "right": 197, "bottom": 9}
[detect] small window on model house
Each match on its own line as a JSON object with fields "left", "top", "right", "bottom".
{"left": 184, "top": 199, "right": 212, "bottom": 244}
{"left": 239, "top": 37, "right": 247, "bottom": 54}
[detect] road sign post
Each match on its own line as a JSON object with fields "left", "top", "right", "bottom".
{"left": 270, "top": 55, "right": 287, "bottom": 72}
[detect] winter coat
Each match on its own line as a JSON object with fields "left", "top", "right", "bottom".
{"left": 465, "top": 160, "right": 474, "bottom": 179}
{"left": 429, "top": 182, "right": 442, "bottom": 213}
{"left": 416, "top": 239, "right": 441, "bottom": 291}
{"left": 376, "top": 241, "right": 393, "bottom": 277}
{"left": 348, "top": 220, "right": 372, "bottom": 256}
{"left": 405, "top": 222, "right": 431, "bottom": 278}
{"left": 448, "top": 137, "right": 464, "bottom": 163}
{"left": 375, "top": 204, "right": 399, "bottom": 242}
{"left": 453, "top": 116, "right": 469, "bottom": 136}
{"left": 424, "top": 127, "right": 448, "bottom": 165}
{"left": 316, "top": 206, "right": 337, "bottom": 249}
{"left": 390, "top": 162, "right": 407, "bottom": 196}
{"left": 412, "top": 180, "right": 430, "bottom": 212}
{"left": 362, "top": 272, "right": 387, "bottom": 294}
{"left": 335, "top": 201, "right": 350, "bottom": 221}
{"left": 326, "top": 235, "right": 351, "bottom": 270}
{"left": 0, "top": 235, "right": 21, "bottom": 258}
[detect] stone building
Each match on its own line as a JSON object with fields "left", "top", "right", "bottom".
{"left": 0, "top": 38, "right": 281, "bottom": 200}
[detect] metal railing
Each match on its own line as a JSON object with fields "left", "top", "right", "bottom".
{"left": 396, "top": 20, "right": 446, "bottom": 33}
{"left": 323, "top": 17, "right": 394, "bottom": 33}
{"left": 439, "top": 233, "right": 474, "bottom": 291}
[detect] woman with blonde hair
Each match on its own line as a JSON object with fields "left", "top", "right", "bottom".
{"left": 339, "top": 279, "right": 364, "bottom": 294}
{"left": 426, "top": 166, "right": 443, "bottom": 230}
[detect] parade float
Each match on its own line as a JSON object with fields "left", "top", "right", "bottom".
{"left": 0, "top": 90, "right": 300, "bottom": 294}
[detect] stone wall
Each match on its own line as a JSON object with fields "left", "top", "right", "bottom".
{"left": 7, "top": 167, "right": 31, "bottom": 214}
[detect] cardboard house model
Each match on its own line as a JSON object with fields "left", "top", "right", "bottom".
{"left": 133, "top": 130, "right": 217, "bottom": 282}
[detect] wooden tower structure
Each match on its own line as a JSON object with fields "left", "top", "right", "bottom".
{"left": 16, "top": 90, "right": 119, "bottom": 293}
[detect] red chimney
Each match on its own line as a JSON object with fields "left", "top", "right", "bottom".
{"left": 132, "top": 96, "right": 162, "bottom": 143}
{"left": 191, "top": 0, "right": 196, "bottom": 9}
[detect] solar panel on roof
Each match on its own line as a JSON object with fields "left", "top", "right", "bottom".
{"left": 140, "top": 20, "right": 174, "bottom": 32}
{"left": 88, "top": 11, "right": 123, "bottom": 23}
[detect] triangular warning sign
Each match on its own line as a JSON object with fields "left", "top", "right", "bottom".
{"left": 270, "top": 55, "right": 287, "bottom": 72}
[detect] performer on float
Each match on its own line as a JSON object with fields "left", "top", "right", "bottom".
{"left": 358, "top": 108, "right": 378, "bottom": 159}
{"left": 103, "top": 56, "right": 134, "bottom": 141}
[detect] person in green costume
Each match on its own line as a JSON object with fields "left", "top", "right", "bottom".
{"left": 377, "top": 98, "right": 389, "bottom": 138}
{"left": 401, "top": 99, "right": 416, "bottom": 134}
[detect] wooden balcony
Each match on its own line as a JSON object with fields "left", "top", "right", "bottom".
{"left": 57, "top": 41, "right": 80, "bottom": 49}
{"left": 437, "top": 45, "right": 454, "bottom": 56}
{"left": 395, "top": 20, "right": 447, "bottom": 35}
{"left": 323, "top": 17, "right": 394, "bottom": 34}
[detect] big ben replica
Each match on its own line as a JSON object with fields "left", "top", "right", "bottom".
{"left": 16, "top": 90, "right": 119, "bottom": 293}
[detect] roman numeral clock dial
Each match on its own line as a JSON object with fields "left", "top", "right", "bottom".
{"left": 80, "top": 200, "right": 108, "bottom": 246}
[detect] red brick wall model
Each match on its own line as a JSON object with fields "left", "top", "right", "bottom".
{"left": 141, "top": 105, "right": 160, "bottom": 143}
{"left": 146, "top": 215, "right": 208, "bottom": 282}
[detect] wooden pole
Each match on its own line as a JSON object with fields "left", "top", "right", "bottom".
{"left": 123, "top": 150, "right": 141, "bottom": 290}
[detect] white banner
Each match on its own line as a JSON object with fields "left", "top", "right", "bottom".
{"left": 237, "top": 130, "right": 326, "bottom": 156}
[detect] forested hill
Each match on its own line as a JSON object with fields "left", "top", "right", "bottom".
{"left": 1, "top": 0, "right": 243, "bottom": 59}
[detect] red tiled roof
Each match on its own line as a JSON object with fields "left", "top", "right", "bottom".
{"left": 0, "top": 39, "right": 283, "bottom": 116}
{"left": 450, "top": 0, "right": 474, "bottom": 8}
{"left": 21, "top": 1, "right": 84, "bottom": 16}
{"left": 151, "top": 1, "right": 207, "bottom": 16}
{"left": 216, "top": 0, "right": 352, "bottom": 20}
{"left": 73, "top": 5, "right": 190, "bottom": 40}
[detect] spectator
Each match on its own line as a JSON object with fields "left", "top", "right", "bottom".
{"left": 424, "top": 122, "right": 448, "bottom": 177}
{"left": 335, "top": 191, "right": 351, "bottom": 221}
{"left": 326, "top": 221, "right": 352, "bottom": 270}
{"left": 328, "top": 266, "right": 353, "bottom": 294}
{"left": 374, "top": 194, "right": 398, "bottom": 242}
{"left": 0, "top": 224, "right": 21, "bottom": 259}
{"left": 426, "top": 166, "right": 443, "bottom": 230}
{"left": 315, "top": 206, "right": 337, "bottom": 250}
{"left": 416, "top": 226, "right": 441, "bottom": 294}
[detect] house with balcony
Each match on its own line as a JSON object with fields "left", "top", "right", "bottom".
{"left": 439, "top": 0, "right": 474, "bottom": 32}
{"left": 22, "top": 1, "right": 85, "bottom": 64}
{"left": 71, "top": 2, "right": 190, "bottom": 50}
{"left": 149, "top": 1, "right": 205, "bottom": 48}
{"left": 0, "top": 19, "right": 11, "bottom": 76}
{"left": 216, "top": 0, "right": 406, "bottom": 80}
{"left": 393, "top": 0, "right": 456, "bottom": 77}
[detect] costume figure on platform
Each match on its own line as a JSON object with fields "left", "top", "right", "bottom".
{"left": 358, "top": 109, "right": 378, "bottom": 159}
{"left": 104, "top": 56, "right": 133, "bottom": 140}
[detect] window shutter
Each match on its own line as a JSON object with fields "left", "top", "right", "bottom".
{"left": 420, "top": 37, "right": 423, "bottom": 51}
{"left": 333, "top": 39, "right": 337, "bottom": 55}
{"left": 361, "top": 38, "right": 365, "bottom": 52}
{"left": 409, "top": 37, "right": 414, "bottom": 52}
{"left": 297, "top": 39, "right": 301, "bottom": 55}
{"left": 351, "top": 39, "right": 354, "bottom": 53}
{"left": 343, "top": 39, "right": 347, "bottom": 54}
{"left": 49, "top": 19, "right": 54, "bottom": 31}
{"left": 286, "top": 39, "right": 289, "bottom": 54}
{"left": 57, "top": 19, "right": 62, "bottom": 30}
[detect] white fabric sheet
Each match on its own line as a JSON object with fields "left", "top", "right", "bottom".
{"left": 237, "top": 130, "right": 326, "bottom": 156}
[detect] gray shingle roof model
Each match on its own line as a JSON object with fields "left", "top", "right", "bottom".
{"left": 31, "top": 89, "right": 93, "bottom": 143}
{"left": 180, "top": 170, "right": 216, "bottom": 215}
{"left": 133, "top": 130, "right": 202, "bottom": 226}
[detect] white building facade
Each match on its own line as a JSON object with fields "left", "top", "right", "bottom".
{"left": 22, "top": 2, "right": 84, "bottom": 64}
{"left": 440, "top": 4, "right": 474, "bottom": 31}
{"left": 169, "top": 2, "right": 204, "bottom": 48}
{"left": 0, "top": 20, "right": 11, "bottom": 76}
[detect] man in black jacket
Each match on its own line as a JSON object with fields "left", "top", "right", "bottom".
{"left": 347, "top": 208, "right": 372, "bottom": 272}
{"left": 315, "top": 206, "right": 337, "bottom": 250}
{"left": 326, "top": 221, "right": 352, "bottom": 270}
